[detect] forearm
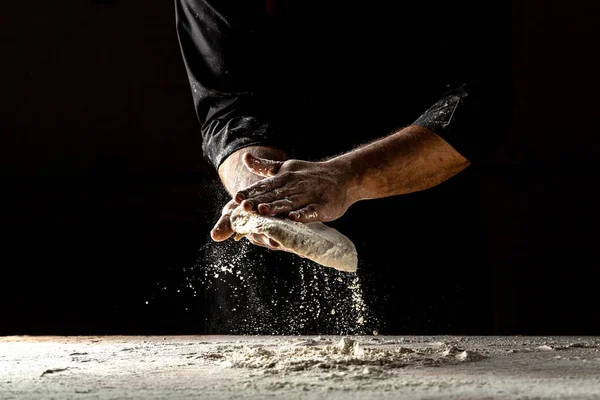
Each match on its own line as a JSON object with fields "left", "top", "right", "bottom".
{"left": 330, "top": 125, "right": 470, "bottom": 204}
{"left": 218, "top": 146, "right": 289, "bottom": 196}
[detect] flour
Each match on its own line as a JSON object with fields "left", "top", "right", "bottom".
{"left": 169, "top": 188, "right": 375, "bottom": 335}
{"left": 193, "top": 237, "right": 377, "bottom": 335}
{"left": 218, "top": 337, "right": 486, "bottom": 378}
{"left": 5, "top": 335, "right": 600, "bottom": 399}
{"left": 230, "top": 208, "right": 358, "bottom": 272}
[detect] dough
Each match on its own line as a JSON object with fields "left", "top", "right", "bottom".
{"left": 230, "top": 208, "right": 358, "bottom": 272}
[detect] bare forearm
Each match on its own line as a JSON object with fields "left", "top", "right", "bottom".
{"left": 330, "top": 125, "right": 470, "bottom": 204}
{"left": 218, "top": 146, "right": 289, "bottom": 196}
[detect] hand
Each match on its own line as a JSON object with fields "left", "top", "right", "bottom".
{"left": 234, "top": 153, "right": 354, "bottom": 223}
{"left": 210, "top": 198, "right": 283, "bottom": 250}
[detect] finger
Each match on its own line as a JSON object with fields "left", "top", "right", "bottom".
{"left": 243, "top": 153, "right": 284, "bottom": 177}
{"left": 235, "top": 174, "right": 286, "bottom": 204}
{"left": 247, "top": 189, "right": 294, "bottom": 213}
{"left": 222, "top": 200, "right": 238, "bottom": 213}
{"left": 257, "top": 197, "right": 296, "bottom": 216}
{"left": 240, "top": 199, "right": 256, "bottom": 211}
{"left": 288, "top": 204, "right": 322, "bottom": 223}
{"left": 210, "top": 214, "right": 234, "bottom": 242}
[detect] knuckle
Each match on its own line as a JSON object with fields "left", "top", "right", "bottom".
{"left": 302, "top": 205, "right": 319, "bottom": 219}
{"left": 261, "top": 179, "right": 276, "bottom": 191}
{"left": 283, "top": 159, "right": 302, "bottom": 171}
{"left": 267, "top": 162, "right": 280, "bottom": 173}
{"left": 279, "top": 171, "right": 292, "bottom": 181}
{"left": 256, "top": 193, "right": 275, "bottom": 203}
{"left": 246, "top": 184, "right": 265, "bottom": 197}
{"left": 284, "top": 198, "right": 295, "bottom": 206}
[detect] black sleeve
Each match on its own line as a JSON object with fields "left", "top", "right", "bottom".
{"left": 175, "top": 0, "right": 285, "bottom": 170}
{"left": 412, "top": 4, "right": 514, "bottom": 165}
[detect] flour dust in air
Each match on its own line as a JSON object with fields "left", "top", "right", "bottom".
{"left": 193, "top": 237, "right": 377, "bottom": 335}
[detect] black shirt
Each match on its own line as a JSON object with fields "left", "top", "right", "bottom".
{"left": 176, "top": 1, "right": 512, "bottom": 168}
{"left": 175, "top": 0, "right": 514, "bottom": 334}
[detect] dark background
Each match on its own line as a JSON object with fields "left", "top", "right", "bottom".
{"left": 1, "top": 1, "right": 599, "bottom": 335}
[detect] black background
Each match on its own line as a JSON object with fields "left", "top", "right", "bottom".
{"left": 1, "top": 1, "right": 599, "bottom": 335}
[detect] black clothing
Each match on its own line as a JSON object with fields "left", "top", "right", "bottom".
{"left": 176, "top": 1, "right": 512, "bottom": 169}
{"left": 176, "top": 0, "right": 514, "bottom": 334}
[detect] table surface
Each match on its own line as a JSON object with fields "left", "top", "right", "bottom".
{"left": 1, "top": 335, "right": 600, "bottom": 399}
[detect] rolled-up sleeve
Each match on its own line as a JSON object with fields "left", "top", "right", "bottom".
{"left": 412, "top": 4, "right": 514, "bottom": 165}
{"left": 175, "top": 0, "right": 282, "bottom": 169}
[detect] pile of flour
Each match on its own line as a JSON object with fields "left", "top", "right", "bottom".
{"left": 213, "top": 337, "right": 485, "bottom": 377}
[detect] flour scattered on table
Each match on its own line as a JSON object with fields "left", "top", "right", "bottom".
{"left": 212, "top": 337, "right": 486, "bottom": 379}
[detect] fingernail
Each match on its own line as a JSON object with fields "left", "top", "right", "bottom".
{"left": 235, "top": 193, "right": 245, "bottom": 202}
{"left": 289, "top": 212, "right": 299, "bottom": 220}
{"left": 243, "top": 200, "right": 254, "bottom": 210}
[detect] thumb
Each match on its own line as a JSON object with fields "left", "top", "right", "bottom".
{"left": 210, "top": 213, "right": 234, "bottom": 242}
{"left": 243, "top": 153, "right": 284, "bottom": 177}
{"left": 210, "top": 200, "right": 237, "bottom": 242}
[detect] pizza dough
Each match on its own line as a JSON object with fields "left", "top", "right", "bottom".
{"left": 230, "top": 208, "right": 358, "bottom": 272}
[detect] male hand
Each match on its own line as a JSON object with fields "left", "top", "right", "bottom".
{"left": 209, "top": 146, "right": 290, "bottom": 249}
{"left": 210, "top": 199, "right": 283, "bottom": 250}
{"left": 234, "top": 153, "right": 355, "bottom": 223}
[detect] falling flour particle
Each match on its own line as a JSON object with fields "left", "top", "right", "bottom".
{"left": 190, "top": 215, "right": 376, "bottom": 335}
